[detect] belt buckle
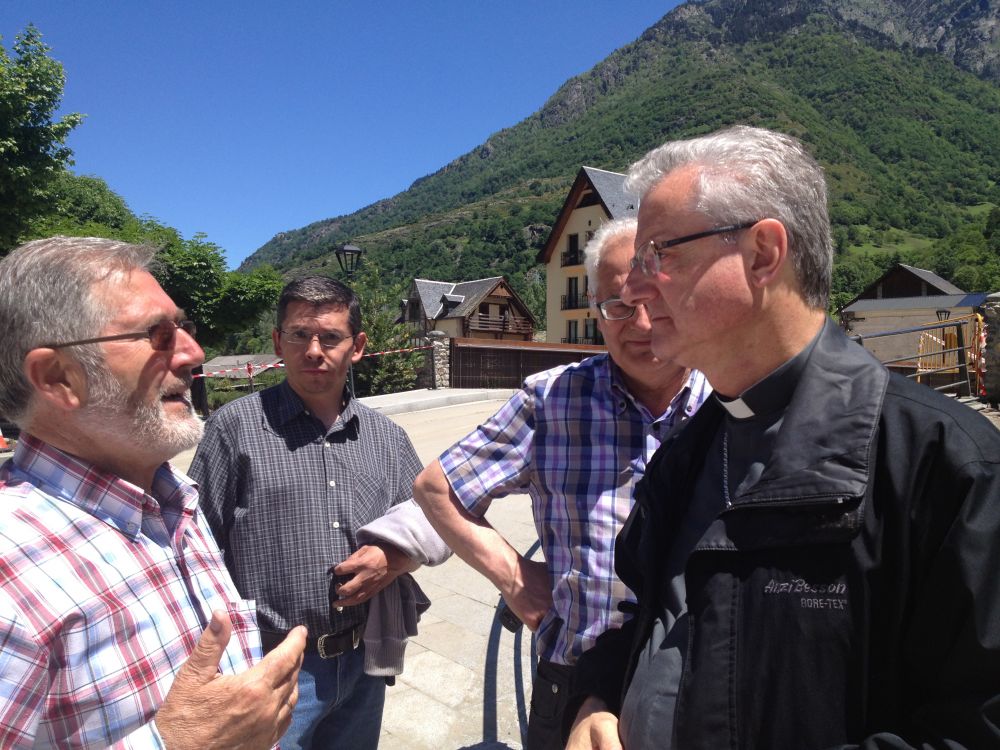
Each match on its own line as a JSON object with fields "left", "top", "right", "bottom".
{"left": 317, "top": 628, "right": 359, "bottom": 659}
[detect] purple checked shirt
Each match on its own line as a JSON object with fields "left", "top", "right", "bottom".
{"left": 439, "top": 355, "right": 711, "bottom": 665}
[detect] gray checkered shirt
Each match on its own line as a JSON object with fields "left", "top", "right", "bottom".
{"left": 189, "top": 380, "right": 422, "bottom": 636}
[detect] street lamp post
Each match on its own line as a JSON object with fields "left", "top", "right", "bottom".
{"left": 334, "top": 243, "right": 365, "bottom": 397}
{"left": 335, "top": 244, "right": 364, "bottom": 275}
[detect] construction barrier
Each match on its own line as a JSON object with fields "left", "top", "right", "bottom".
{"left": 194, "top": 345, "right": 432, "bottom": 379}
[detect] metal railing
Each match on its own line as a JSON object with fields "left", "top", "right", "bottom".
{"left": 560, "top": 294, "right": 589, "bottom": 310}
{"left": 850, "top": 318, "right": 979, "bottom": 397}
{"left": 560, "top": 251, "right": 583, "bottom": 267}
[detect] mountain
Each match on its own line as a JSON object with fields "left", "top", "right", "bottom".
{"left": 241, "top": 0, "right": 1000, "bottom": 319}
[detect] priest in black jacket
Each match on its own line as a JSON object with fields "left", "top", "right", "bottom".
{"left": 566, "top": 125, "right": 1000, "bottom": 750}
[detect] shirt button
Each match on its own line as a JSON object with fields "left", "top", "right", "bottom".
{"left": 328, "top": 480, "right": 336, "bottom": 488}
{"left": 551, "top": 684, "right": 559, "bottom": 694}
{"left": 331, "top": 521, "right": 341, "bottom": 529}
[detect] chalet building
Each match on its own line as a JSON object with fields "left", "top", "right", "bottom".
{"left": 840, "top": 263, "right": 987, "bottom": 365}
{"left": 399, "top": 276, "right": 536, "bottom": 341}
{"left": 536, "top": 167, "right": 637, "bottom": 344}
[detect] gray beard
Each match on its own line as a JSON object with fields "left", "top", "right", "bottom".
{"left": 81, "top": 365, "right": 204, "bottom": 461}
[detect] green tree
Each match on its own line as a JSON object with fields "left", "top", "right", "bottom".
{"left": 153, "top": 235, "right": 283, "bottom": 348}
{"left": 0, "top": 25, "right": 83, "bottom": 250}
{"left": 28, "top": 172, "right": 132, "bottom": 236}
{"left": 348, "top": 264, "right": 422, "bottom": 397}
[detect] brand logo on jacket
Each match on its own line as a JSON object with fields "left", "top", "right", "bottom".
{"left": 763, "top": 577, "right": 848, "bottom": 610}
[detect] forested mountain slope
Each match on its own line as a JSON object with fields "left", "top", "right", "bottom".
{"left": 242, "top": 0, "right": 1000, "bottom": 319}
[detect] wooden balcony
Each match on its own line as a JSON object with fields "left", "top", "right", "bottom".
{"left": 468, "top": 314, "right": 533, "bottom": 335}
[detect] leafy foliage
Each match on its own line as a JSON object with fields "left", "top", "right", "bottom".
{"left": 0, "top": 25, "right": 83, "bottom": 250}
{"left": 344, "top": 262, "right": 423, "bottom": 397}
{"left": 153, "top": 236, "right": 284, "bottom": 347}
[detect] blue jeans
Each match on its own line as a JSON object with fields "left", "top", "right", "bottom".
{"left": 281, "top": 643, "right": 386, "bottom": 750}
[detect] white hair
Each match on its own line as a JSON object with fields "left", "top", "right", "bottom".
{"left": 625, "top": 125, "right": 833, "bottom": 309}
{"left": 583, "top": 216, "right": 639, "bottom": 296}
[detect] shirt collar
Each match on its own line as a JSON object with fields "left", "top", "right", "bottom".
{"left": 609, "top": 356, "right": 704, "bottom": 423}
{"left": 272, "top": 378, "right": 356, "bottom": 433}
{"left": 9, "top": 433, "right": 196, "bottom": 540}
{"left": 716, "top": 323, "right": 823, "bottom": 420}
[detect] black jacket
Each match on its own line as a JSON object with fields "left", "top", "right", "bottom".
{"left": 571, "top": 322, "right": 1000, "bottom": 749}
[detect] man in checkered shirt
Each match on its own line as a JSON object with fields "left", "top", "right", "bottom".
{"left": 0, "top": 236, "right": 306, "bottom": 748}
{"left": 189, "top": 276, "right": 423, "bottom": 750}
{"left": 414, "top": 217, "right": 712, "bottom": 750}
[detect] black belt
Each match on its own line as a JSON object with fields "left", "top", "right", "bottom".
{"left": 260, "top": 626, "right": 362, "bottom": 659}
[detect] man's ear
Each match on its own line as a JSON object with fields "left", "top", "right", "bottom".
{"left": 746, "top": 218, "right": 789, "bottom": 289}
{"left": 22, "top": 348, "right": 88, "bottom": 411}
{"left": 272, "top": 328, "right": 283, "bottom": 358}
{"left": 351, "top": 332, "right": 368, "bottom": 364}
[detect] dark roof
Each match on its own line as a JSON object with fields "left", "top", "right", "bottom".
{"left": 537, "top": 166, "right": 638, "bottom": 263}
{"left": 843, "top": 293, "right": 988, "bottom": 313}
{"left": 410, "top": 276, "right": 537, "bottom": 325}
{"left": 412, "top": 279, "right": 454, "bottom": 319}
{"left": 449, "top": 278, "right": 505, "bottom": 319}
{"left": 897, "top": 264, "right": 964, "bottom": 295}
{"left": 412, "top": 277, "right": 506, "bottom": 320}
{"left": 582, "top": 166, "right": 637, "bottom": 220}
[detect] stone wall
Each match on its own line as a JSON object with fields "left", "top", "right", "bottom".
{"left": 415, "top": 338, "right": 450, "bottom": 390}
{"left": 982, "top": 295, "right": 1000, "bottom": 405}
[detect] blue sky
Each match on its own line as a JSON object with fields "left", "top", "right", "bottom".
{"left": 4, "top": 2, "right": 681, "bottom": 268}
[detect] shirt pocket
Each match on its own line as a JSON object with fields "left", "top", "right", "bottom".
{"left": 222, "top": 598, "right": 262, "bottom": 671}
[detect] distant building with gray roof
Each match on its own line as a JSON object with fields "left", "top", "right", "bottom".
{"left": 400, "top": 276, "right": 536, "bottom": 341}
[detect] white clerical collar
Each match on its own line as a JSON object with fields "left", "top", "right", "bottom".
{"left": 717, "top": 396, "right": 755, "bottom": 419}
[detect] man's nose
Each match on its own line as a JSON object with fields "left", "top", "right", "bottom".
{"left": 621, "top": 262, "right": 654, "bottom": 306}
{"left": 173, "top": 325, "right": 204, "bottom": 369}
{"left": 629, "top": 301, "right": 653, "bottom": 331}
{"left": 304, "top": 335, "right": 325, "bottom": 357}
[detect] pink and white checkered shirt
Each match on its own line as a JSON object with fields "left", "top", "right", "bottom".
{"left": 0, "top": 434, "right": 261, "bottom": 748}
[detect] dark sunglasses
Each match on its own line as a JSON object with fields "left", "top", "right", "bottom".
{"left": 42, "top": 319, "right": 197, "bottom": 351}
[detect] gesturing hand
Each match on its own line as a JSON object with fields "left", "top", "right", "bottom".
{"left": 156, "top": 609, "right": 307, "bottom": 750}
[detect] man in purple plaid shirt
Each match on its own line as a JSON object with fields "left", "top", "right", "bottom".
{"left": 414, "top": 217, "right": 711, "bottom": 750}
{"left": 0, "top": 237, "right": 306, "bottom": 748}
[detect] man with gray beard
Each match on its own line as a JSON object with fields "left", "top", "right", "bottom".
{"left": 0, "top": 236, "right": 306, "bottom": 749}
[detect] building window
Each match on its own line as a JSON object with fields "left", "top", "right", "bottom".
{"left": 567, "top": 276, "right": 578, "bottom": 303}
{"left": 561, "top": 234, "right": 583, "bottom": 266}
{"left": 584, "top": 317, "right": 597, "bottom": 344}
{"left": 566, "top": 320, "right": 578, "bottom": 343}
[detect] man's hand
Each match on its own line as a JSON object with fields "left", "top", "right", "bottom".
{"left": 566, "top": 697, "right": 622, "bottom": 750}
{"left": 332, "top": 543, "right": 419, "bottom": 607}
{"left": 155, "top": 609, "right": 306, "bottom": 750}
{"left": 501, "top": 557, "right": 552, "bottom": 631}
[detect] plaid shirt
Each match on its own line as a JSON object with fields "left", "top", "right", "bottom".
{"left": 441, "top": 355, "right": 711, "bottom": 665}
{"left": 0, "top": 434, "right": 259, "bottom": 749}
{"left": 189, "top": 381, "right": 422, "bottom": 636}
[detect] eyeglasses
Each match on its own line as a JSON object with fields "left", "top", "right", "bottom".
{"left": 279, "top": 329, "right": 354, "bottom": 349}
{"left": 631, "top": 221, "right": 759, "bottom": 276}
{"left": 42, "top": 319, "right": 197, "bottom": 351}
{"left": 595, "top": 297, "right": 636, "bottom": 321}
